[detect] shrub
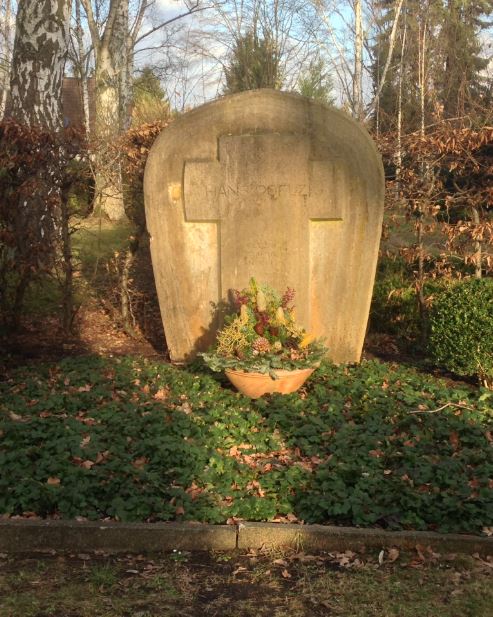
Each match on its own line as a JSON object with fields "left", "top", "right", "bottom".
{"left": 0, "top": 120, "right": 87, "bottom": 328}
{"left": 370, "top": 257, "right": 420, "bottom": 341}
{"left": 369, "top": 256, "right": 449, "bottom": 347}
{"left": 429, "top": 278, "right": 493, "bottom": 386}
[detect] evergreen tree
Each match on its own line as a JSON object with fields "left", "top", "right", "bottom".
{"left": 438, "top": 0, "right": 493, "bottom": 118}
{"left": 297, "top": 57, "right": 335, "bottom": 105}
{"left": 371, "top": 0, "right": 492, "bottom": 131}
{"left": 223, "top": 30, "right": 283, "bottom": 94}
{"left": 131, "top": 66, "right": 169, "bottom": 125}
{"left": 371, "top": 0, "right": 443, "bottom": 132}
{"left": 133, "top": 66, "right": 165, "bottom": 104}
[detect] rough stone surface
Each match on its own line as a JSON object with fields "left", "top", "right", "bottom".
{"left": 144, "top": 90, "right": 384, "bottom": 363}
{"left": 0, "top": 520, "right": 236, "bottom": 553}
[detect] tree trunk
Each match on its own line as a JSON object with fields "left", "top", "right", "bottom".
{"left": 3, "top": 0, "right": 72, "bottom": 325}
{"left": 107, "top": 0, "right": 129, "bottom": 131}
{"left": 471, "top": 205, "right": 482, "bottom": 279}
{"left": 83, "top": 0, "right": 129, "bottom": 221}
{"left": 366, "top": 0, "right": 405, "bottom": 122}
{"left": 353, "top": 0, "right": 364, "bottom": 120}
{"left": 0, "top": 0, "right": 12, "bottom": 119}
{"left": 93, "top": 43, "right": 126, "bottom": 221}
{"left": 5, "top": 0, "right": 71, "bottom": 255}
{"left": 415, "top": 12, "right": 428, "bottom": 339}
{"left": 418, "top": 16, "right": 427, "bottom": 139}
{"left": 74, "top": 0, "right": 90, "bottom": 132}
{"left": 7, "top": 0, "right": 71, "bottom": 131}
{"left": 395, "top": 17, "right": 407, "bottom": 198}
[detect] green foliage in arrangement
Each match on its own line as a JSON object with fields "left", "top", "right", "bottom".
{"left": 0, "top": 355, "right": 492, "bottom": 533}
{"left": 429, "top": 278, "right": 493, "bottom": 386}
{"left": 201, "top": 279, "right": 327, "bottom": 375}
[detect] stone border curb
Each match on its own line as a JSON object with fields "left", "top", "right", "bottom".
{"left": 238, "top": 523, "right": 492, "bottom": 556}
{"left": 0, "top": 520, "right": 491, "bottom": 556}
{"left": 0, "top": 521, "right": 236, "bottom": 553}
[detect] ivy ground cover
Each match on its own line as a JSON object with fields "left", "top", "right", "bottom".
{"left": 0, "top": 356, "right": 492, "bottom": 533}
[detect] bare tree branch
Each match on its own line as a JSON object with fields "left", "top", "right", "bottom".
{"left": 134, "top": 2, "right": 211, "bottom": 46}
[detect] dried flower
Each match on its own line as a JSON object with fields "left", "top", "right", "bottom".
{"left": 281, "top": 287, "right": 295, "bottom": 308}
{"left": 256, "top": 290, "right": 267, "bottom": 312}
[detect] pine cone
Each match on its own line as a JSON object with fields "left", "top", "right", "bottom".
{"left": 252, "top": 337, "right": 271, "bottom": 354}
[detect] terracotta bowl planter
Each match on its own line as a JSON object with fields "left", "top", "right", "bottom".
{"left": 225, "top": 367, "right": 316, "bottom": 399}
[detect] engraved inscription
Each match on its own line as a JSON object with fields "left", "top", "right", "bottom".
{"left": 204, "top": 183, "right": 310, "bottom": 200}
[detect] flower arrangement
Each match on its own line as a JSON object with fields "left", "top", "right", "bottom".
{"left": 202, "top": 278, "right": 326, "bottom": 377}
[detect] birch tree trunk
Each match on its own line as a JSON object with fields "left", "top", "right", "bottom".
{"left": 365, "top": 0, "right": 405, "bottom": 122}
{"left": 353, "top": 0, "right": 364, "bottom": 120}
{"left": 416, "top": 14, "right": 428, "bottom": 327}
{"left": 81, "top": 0, "right": 202, "bottom": 220}
{"left": 0, "top": 0, "right": 12, "bottom": 119}
{"left": 74, "top": 0, "right": 90, "bottom": 132}
{"left": 82, "top": 0, "right": 129, "bottom": 221}
{"left": 7, "top": 0, "right": 71, "bottom": 131}
{"left": 394, "top": 17, "right": 407, "bottom": 198}
{"left": 3, "top": 0, "right": 72, "bottom": 323}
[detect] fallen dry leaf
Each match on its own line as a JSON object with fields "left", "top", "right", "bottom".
{"left": 132, "top": 456, "right": 148, "bottom": 469}
{"left": 369, "top": 449, "right": 384, "bottom": 458}
{"left": 9, "top": 411, "right": 27, "bottom": 422}
{"left": 153, "top": 387, "right": 170, "bottom": 400}
{"left": 233, "top": 566, "right": 248, "bottom": 575}
{"left": 387, "top": 547, "right": 400, "bottom": 562}
{"left": 95, "top": 450, "right": 110, "bottom": 464}
{"left": 449, "top": 431, "right": 460, "bottom": 450}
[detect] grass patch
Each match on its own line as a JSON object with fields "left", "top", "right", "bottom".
{"left": 0, "top": 356, "right": 492, "bottom": 532}
{"left": 72, "top": 217, "right": 136, "bottom": 279}
{"left": 0, "top": 550, "right": 491, "bottom": 617}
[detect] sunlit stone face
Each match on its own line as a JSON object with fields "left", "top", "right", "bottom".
{"left": 144, "top": 90, "right": 384, "bottom": 363}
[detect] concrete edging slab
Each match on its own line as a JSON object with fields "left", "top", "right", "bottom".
{"left": 0, "top": 520, "right": 236, "bottom": 553}
{"left": 237, "top": 523, "right": 492, "bottom": 556}
{"left": 0, "top": 520, "right": 491, "bottom": 556}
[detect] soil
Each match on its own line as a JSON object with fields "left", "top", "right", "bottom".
{"left": 1, "top": 298, "right": 167, "bottom": 367}
{"left": 0, "top": 548, "right": 492, "bottom": 617}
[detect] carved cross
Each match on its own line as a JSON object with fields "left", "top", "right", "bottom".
{"left": 183, "top": 133, "right": 345, "bottom": 327}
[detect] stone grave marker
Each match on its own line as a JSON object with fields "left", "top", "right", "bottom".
{"left": 144, "top": 90, "right": 384, "bottom": 363}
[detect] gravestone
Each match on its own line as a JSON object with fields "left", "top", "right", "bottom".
{"left": 144, "top": 90, "right": 384, "bottom": 363}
